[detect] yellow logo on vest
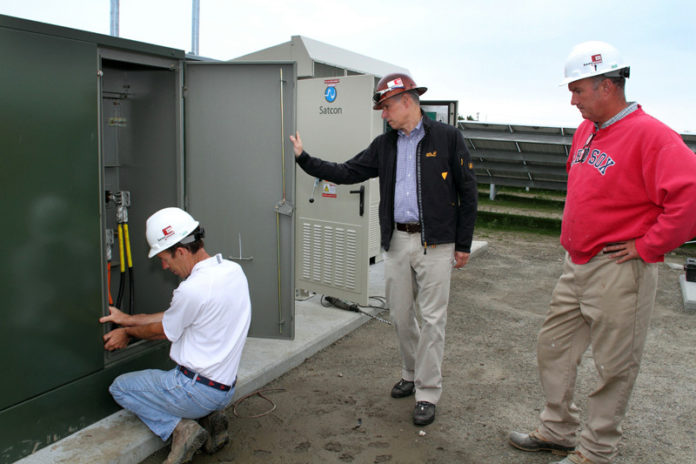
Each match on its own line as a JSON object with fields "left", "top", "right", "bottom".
{"left": 442, "top": 172, "right": 448, "bottom": 180}
{"left": 426, "top": 151, "right": 437, "bottom": 157}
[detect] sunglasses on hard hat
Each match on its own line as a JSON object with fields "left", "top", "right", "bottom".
{"left": 373, "top": 78, "right": 407, "bottom": 102}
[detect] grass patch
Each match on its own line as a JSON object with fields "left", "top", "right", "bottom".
{"left": 478, "top": 185, "right": 567, "bottom": 201}
{"left": 474, "top": 187, "right": 696, "bottom": 256}
{"left": 478, "top": 192, "right": 565, "bottom": 213}
{"left": 476, "top": 211, "right": 561, "bottom": 235}
{"left": 476, "top": 211, "right": 696, "bottom": 258}
{"left": 671, "top": 241, "right": 696, "bottom": 257}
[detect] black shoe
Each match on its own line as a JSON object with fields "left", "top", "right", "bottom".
{"left": 508, "top": 430, "right": 574, "bottom": 455}
{"left": 413, "top": 401, "right": 436, "bottom": 426}
{"left": 390, "top": 379, "right": 415, "bottom": 398}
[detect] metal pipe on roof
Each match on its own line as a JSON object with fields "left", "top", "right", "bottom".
{"left": 191, "top": 0, "right": 200, "bottom": 55}
{"left": 110, "top": 0, "right": 119, "bottom": 37}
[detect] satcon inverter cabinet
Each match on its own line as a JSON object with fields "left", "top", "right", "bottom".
{"left": 295, "top": 75, "right": 383, "bottom": 307}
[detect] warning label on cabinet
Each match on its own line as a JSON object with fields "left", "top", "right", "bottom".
{"left": 321, "top": 182, "right": 337, "bottom": 198}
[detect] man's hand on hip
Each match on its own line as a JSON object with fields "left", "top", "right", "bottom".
{"left": 603, "top": 239, "right": 641, "bottom": 264}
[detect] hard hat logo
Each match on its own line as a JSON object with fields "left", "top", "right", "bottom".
{"left": 374, "top": 78, "right": 406, "bottom": 99}
{"left": 387, "top": 78, "right": 404, "bottom": 90}
{"left": 560, "top": 41, "right": 630, "bottom": 86}
{"left": 162, "top": 226, "right": 174, "bottom": 237}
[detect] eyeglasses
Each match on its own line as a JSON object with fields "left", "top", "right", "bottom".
{"left": 579, "top": 131, "right": 597, "bottom": 163}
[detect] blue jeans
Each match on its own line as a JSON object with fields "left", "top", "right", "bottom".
{"left": 109, "top": 368, "right": 236, "bottom": 440}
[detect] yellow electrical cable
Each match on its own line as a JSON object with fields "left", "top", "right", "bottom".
{"left": 118, "top": 224, "right": 125, "bottom": 273}
{"left": 123, "top": 223, "right": 133, "bottom": 268}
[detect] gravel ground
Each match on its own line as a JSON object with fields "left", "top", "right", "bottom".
{"left": 142, "top": 229, "right": 696, "bottom": 464}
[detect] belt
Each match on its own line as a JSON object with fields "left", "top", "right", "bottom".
{"left": 177, "top": 365, "right": 236, "bottom": 391}
{"left": 396, "top": 222, "right": 421, "bottom": 233}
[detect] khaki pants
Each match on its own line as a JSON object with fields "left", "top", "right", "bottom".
{"left": 537, "top": 252, "right": 657, "bottom": 464}
{"left": 384, "top": 230, "right": 454, "bottom": 405}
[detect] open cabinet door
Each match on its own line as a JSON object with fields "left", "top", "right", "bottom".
{"left": 184, "top": 62, "right": 296, "bottom": 339}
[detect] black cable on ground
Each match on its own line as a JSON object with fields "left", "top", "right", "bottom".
{"left": 232, "top": 388, "right": 286, "bottom": 418}
{"left": 363, "top": 295, "right": 388, "bottom": 311}
{"left": 321, "top": 295, "right": 391, "bottom": 325}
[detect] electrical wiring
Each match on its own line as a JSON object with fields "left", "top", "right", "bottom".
{"left": 232, "top": 388, "right": 286, "bottom": 418}
{"left": 320, "top": 295, "right": 391, "bottom": 325}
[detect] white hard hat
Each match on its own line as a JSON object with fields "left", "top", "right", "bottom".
{"left": 145, "top": 207, "right": 200, "bottom": 258}
{"left": 561, "top": 41, "right": 630, "bottom": 85}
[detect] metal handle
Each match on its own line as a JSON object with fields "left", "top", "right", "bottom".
{"left": 309, "top": 177, "right": 320, "bottom": 203}
{"left": 229, "top": 233, "right": 254, "bottom": 262}
{"left": 349, "top": 185, "right": 365, "bottom": 216}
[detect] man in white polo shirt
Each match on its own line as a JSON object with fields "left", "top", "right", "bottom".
{"left": 100, "top": 207, "right": 251, "bottom": 464}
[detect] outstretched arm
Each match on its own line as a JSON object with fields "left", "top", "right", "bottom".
{"left": 99, "top": 306, "right": 164, "bottom": 327}
{"left": 290, "top": 131, "right": 380, "bottom": 184}
{"left": 102, "top": 322, "right": 166, "bottom": 351}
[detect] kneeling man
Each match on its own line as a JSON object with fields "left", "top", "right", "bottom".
{"left": 100, "top": 207, "right": 251, "bottom": 464}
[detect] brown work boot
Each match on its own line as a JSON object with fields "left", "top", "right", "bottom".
{"left": 198, "top": 410, "right": 230, "bottom": 454}
{"left": 163, "top": 419, "right": 208, "bottom": 464}
{"left": 508, "top": 430, "right": 574, "bottom": 455}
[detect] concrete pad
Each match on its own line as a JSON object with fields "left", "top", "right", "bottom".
{"left": 470, "top": 239, "right": 488, "bottom": 259}
{"left": 16, "top": 240, "right": 488, "bottom": 464}
{"left": 679, "top": 274, "right": 696, "bottom": 312}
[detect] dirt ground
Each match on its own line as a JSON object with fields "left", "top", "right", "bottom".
{"left": 143, "top": 229, "right": 696, "bottom": 464}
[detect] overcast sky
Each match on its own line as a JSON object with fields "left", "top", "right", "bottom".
{"left": 2, "top": 0, "right": 694, "bottom": 132}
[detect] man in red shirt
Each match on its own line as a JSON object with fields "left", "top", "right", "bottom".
{"left": 508, "top": 41, "right": 696, "bottom": 464}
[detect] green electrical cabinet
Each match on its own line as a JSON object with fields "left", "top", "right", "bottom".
{"left": 0, "top": 14, "right": 296, "bottom": 463}
{"left": 0, "top": 19, "right": 103, "bottom": 412}
{"left": 0, "top": 16, "right": 181, "bottom": 463}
